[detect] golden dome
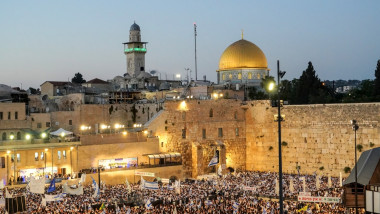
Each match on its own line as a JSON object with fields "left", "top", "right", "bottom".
{"left": 218, "top": 39, "right": 267, "bottom": 71}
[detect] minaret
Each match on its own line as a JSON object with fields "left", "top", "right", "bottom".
{"left": 123, "top": 22, "right": 147, "bottom": 77}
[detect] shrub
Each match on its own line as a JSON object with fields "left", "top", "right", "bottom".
{"left": 269, "top": 146, "right": 273, "bottom": 151}
{"left": 370, "top": 142, "right": 375, "bottom": 147}
{"left": 344, "top": 166, "right": 351, "bottom": 173}
{"left": 357, "top": 144, "right": 363, "bottom": 152}
{"left": 319, "top": 166, "right": 324, "bottom": 171}
{"left": 281, "top": 141, "right": 288, "bottom": 146}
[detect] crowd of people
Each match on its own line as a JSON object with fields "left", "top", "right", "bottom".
{"left": 0, "top": 171, "right": 364, "bottom": 213}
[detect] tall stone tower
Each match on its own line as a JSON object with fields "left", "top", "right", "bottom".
{"left": 123, "top": 22, "right": 147, "bottom": 77}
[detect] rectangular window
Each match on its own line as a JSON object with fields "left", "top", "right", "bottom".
{"left": 41, "top": 152, "right": 44, "bottom": 160}
{"left": 0, "top": 157, "right": 5, "bottom": 168}
{"left": 35, "top": 152, "right": 39, "bottom": 161}
{"left": 182, "top": 129, "right": 186, "bottom": 139}
{"left": 15, "top": 112, "right": 18, "bottom": 120}
{"left": 218, "top": 128, "right": 223, "bottom": 138}
{"left": 0, "top": 112, "right": 3, "bottom": 120}
{"left": 37, "top": 123, "right": 42, "bottom": 128}
{"left": 202, "top": 129, "right": 206, "bottom": 139}
{"left": 46, "top": 122, "right": 51, "bottom": 127}
{"left": 63, "top": 150, "right": 66, "bottom": 159}
{"left": 16, "top": 153, "right": 20, "bottom": 162}
{"left": 58, "top": 151, "right": 61, "bottom": 160}
{"left": 69, "top": 120, "right": 72, "bottom": 125}
{"left": 8, "top": 112, "right": 11, "bottom": 120}
{"left": 235, "top": 128, "right": 239, "bottom": 136}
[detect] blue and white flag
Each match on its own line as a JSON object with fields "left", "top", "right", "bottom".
{"left": 145, "top": 199, "right": 152, "bottom": 210}
{"left": 47, "top": 178, "right": 56, "bottom": 193}
{"left": 233, "top": 201, "right": 239, "bottom": 214}
{"left": 208, "top": 156, "right": 218, "bottom": 167}
{"left": 143, "top": 181, "right": 159, "bottom": 190}
{"left": 91, "top": 176, "right": 100, "bottom": 198}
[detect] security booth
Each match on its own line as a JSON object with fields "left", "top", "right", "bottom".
{"left": 343, "top": 148, "right": 380, "bottom": 209}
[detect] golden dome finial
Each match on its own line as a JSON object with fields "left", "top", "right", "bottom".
{"left": 241, "top": 29, "right": 244, "bottom": 40}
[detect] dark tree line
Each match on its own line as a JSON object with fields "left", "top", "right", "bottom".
{"left": 249, "top": 59, "right": 380, "bottom": 104}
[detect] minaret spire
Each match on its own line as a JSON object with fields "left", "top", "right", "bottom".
{"left": 241, "top": 29, "right": 244, "bottom": 40}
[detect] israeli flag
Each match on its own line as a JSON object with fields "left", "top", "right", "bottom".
{"left": 233, "top": 201, "right": 239, "bottom": 213}
{"left": 47, "top": 178, "right": 56, "bottom": 193}
{"left": 145, "top": 199, "right": 152, "bottom": 210}
{"left": 91, "top": 176, "right": 100, "bottom": 198}
{"left": 208, "top": 156, "right": 218, "bottom": 167}
{"left": 205, "top": 200, "right": 212, "bottom": 206}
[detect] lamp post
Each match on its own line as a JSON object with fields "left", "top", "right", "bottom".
{"left": 351, "top": 120, "right": 359, "bottom": 214}
{"left": 269, "top": 60, "right": 286, "bottom": 214}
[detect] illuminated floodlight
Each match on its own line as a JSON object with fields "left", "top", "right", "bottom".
{"left": 41, "top": 133, "right": 47, "bottom": 139}
{"left": 25, "top": 134, "right": 31, "bottom": 140}
{"left": 10, "top": 135, "right": 15, "bottom": 140}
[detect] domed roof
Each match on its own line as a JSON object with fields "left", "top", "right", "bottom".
{"left": 130, "top": 22, "right": 140, "bottom": 31}
{"left": 218, "top": 39, "right": 267, "bottom": 71}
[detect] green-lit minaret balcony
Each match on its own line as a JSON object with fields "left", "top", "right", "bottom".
{"left": 124, "top": 47, "right": 147, "bottom": 53}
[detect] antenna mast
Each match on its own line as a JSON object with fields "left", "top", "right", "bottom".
{"left": 194, "top": 23, "right": 197, "bottom": 81}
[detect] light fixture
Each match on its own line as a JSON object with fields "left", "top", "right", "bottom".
{"left": 70, "top": 147, "right": 74, "bottom": 151}
{"left": 60, "top": 132, "right": 65, "bottom": 137}
{"left": 122, "top": 131, "right": 127, "bottom": 136}
{"left": 7, "top": 150, "right": 11, "bottom": 154}
{"left": 41, "top": 133, "right": 47, "bottom": 139}
{"left": 45, "top": 148, "right": 48, "bottom": 152}
{"left": 25, "top": 134, "right": 31, "bottom": 140}
{"left": 9, "top": 135, "right": 15, "bottom": 140}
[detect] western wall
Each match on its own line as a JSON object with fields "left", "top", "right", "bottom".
{"left": 150, "top": 99, "right": 380, "bottom": 178}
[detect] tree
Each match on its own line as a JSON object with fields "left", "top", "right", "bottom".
{"left": 373, "top": 59, "right": 380, "bottom": 99}
{"left": 71, "top": 72, "right": 86, "bottom": 84}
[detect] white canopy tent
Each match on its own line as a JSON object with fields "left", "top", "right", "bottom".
{"left": 50, "top": 128, "right": 73, "bottom": 137}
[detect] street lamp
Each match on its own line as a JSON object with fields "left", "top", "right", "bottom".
{"left": 269, "top": 60, "right": 286, "bottom": 214}
{"left": 351, "top": 120, "right": 359, "bottom": 214}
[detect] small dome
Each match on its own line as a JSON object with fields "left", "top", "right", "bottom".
{"left": 219, "top": 39, "right": 267, "bottom": 71}
{"left": 130, "top": 22, "right": 140, "bottom": 31}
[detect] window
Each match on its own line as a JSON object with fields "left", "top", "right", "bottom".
{"left": 35, "top": 152, "right": 39, "bottom": 161}
{"left": 69, "top": 120, "right": 72, "bottom": 125}
{"left": 248, "top": 73, "right": 252, "bottom": 79}
{"left": 209, "top": 109, "right": 213, "bottom": 118}
{"left": 1, "top": 157, "right": 5, "bottom": 168}
{"left": 218, "top": 128, "right": 223, "bottom": 138}
{"left": 238, "top": 73, "right": 242, "bottom": 80}
{"left": 182, "top": 129, "right": 186, "bottom": 139}
{"left": 41, "top": 152, "right": 44, "bottom": 160}
{"left": 140, "top": 66, "right": 144, "bottom": 71}
{"left": 202, "top": 129, "right": 206, "bottom": 139}
{"left": 17, "top": 154, "right": 20, "bottom": 162}
{"left": 8, "top": 112, "right": 11, "bottom": 120}
{"left": 2, "top": 133, "right": 6, "bottom": 141}
{"left": 46, "top": 122, "right": 51, "bottom": 127}
{"left": 235, "top": 128, "right": 239, "bottom": 136}
{"left": 234, "top": 111, "right": 238, "bottom": 120}
{"left": 0, "top": 112, "right": 3, "bottom": 120}
{"left": 257, "top": 73, "right": 261, "bottom": 79}
{"left": 229, "top": 74, "right": 233, "bottom": 79}
{"left": 15, "top": 111, "right": 18, "bottom": 120}
{"left": 37, "top": 123, "right": 42, "bottom": 128}
{"left": 58, "top": 151, "right": 61, "bottom": 160}
{"left": 63, "top": 150, "right": 66, "bottom": 159}
{"left": 161, "top": 142, "right": 164, "bottom": 147}
{"left": 222, "top": 74, "right": 226, "bottom": 80}
{"left": 17, "top": 132, "right": 21, "bottom": 140}
{"left": 165, "top": 126, "right": 168, "bottom": 131}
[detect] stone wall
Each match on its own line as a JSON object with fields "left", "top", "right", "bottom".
{"left": 246, "top": 101, "right": 380, "bottom": 177}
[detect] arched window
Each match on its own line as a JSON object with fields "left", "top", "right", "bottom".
{"left": 257, "top": 73, "right": 261, "bottom": 79}
{"left": 238, "top": 73, "right": 242, "bottom": 80}
{"left": 222, "top": 74, "right": 226, "bottom": 80}
{"left": 17, "top": 132, "right": 21, "bottom": 140}
{"left": 248, "top": 73, "right": 252, "bottom": 79}
{"left": 209, "top": 109, "right": 213, "bottom": 118}
{"left": 234, "top": 111, "right": 238, "bottom": 119}
{"left": 229, "top": 74, "right": 233, "bottom": 79}
{"left": 2, "top": 133, "right": 6, "bottom": 141}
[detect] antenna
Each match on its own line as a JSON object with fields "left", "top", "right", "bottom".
{"left": 194, "top": 23, "right": 197, "bottom": 81}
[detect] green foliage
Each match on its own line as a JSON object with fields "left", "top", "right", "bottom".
{"left": 319, "top": 166, "right": 324, "bottom": 171}
{"left": 281, "top": 141, "right": 288, "bottom": 146}
{"left": 269, "top": 146, "right": 273, "bottom": 151}
{"left": 344, "top": 166, "right": 351, "bottom": 173}
{"left": 71, "top": 72, "right": 86, "bottom": 84}
{"left": 357, "top": 144, "right": 363, "bottom": 152}
{"left": 374, "top": 59, "right": 380, "bottom": 98}
{"left": 370, "top": 142, "right": 375, "bottom": 147}
{"left": 108, "top": 105, "right": 113, "bottom": 115}
{"left": 248, "top": 87, "right": 268, "bottom": 100}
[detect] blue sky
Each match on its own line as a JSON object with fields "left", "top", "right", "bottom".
{"left": 1, "top": 0, "right": 380, "bottom": 89}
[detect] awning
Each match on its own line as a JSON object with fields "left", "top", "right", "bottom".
{"left": 147, "top": 153, "right": 181, "bottom": 159}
